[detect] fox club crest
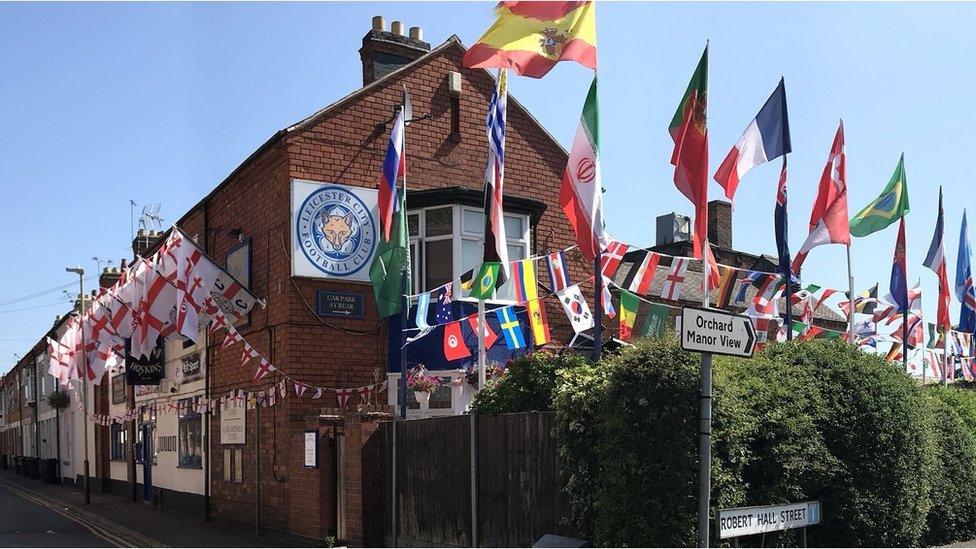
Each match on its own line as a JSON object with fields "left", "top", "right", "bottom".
{"left": 296, "top": 185, "right": 377, "bottom": 277}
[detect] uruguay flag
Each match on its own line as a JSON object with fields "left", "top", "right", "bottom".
{"left": 378, "top": 108, "right": 405, "bottom": 241}
{"left": 715, "top": 78, "right": 791, "bottom": 201}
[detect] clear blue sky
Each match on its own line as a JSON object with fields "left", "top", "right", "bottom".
{"left": 2, "top": 2, "right": 973, "bottom": 372}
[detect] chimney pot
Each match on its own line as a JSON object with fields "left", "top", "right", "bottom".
{"left": 372, "top": 15, "right": 385, "bottom": 31}
{"left": 359, "top": 17, "right": 431, "bottom": 86}
{"left": 391, "top": 20, "right": 404, "bottom": 35}
{"left": 409, "top": 26, "right": 422, "bottom": 40}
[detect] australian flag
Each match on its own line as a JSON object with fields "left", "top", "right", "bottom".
{"left": 890, "top": 218, "right": 909, "bottom": 313}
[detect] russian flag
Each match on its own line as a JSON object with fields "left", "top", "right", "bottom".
{"left": 714, "top": 78, "right": 791, "bottom": 200}
{"left": 378, "top": 109, "right": 405, "bottom": 241}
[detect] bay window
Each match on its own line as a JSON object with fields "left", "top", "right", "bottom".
{"left": 407, "top": 204, "right": 531, "bottom": 300}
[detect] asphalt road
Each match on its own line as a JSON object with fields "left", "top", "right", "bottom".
{"left": 0, "top": 483, "right": 112, "bottom": 548}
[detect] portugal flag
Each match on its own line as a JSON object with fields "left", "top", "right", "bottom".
{"left": 670, "top": 46, "right": 709, "bottom": 259}
{"left": 560, "top": 77, "right": 604, "bottom": 261}
{"left": 462, "top": 1, "right": 597, "bottom": 79}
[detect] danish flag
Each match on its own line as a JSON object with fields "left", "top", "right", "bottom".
{"left": 601, "top": 241, "right": 629, "bottom": 278}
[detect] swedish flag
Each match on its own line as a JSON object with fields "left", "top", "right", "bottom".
{"left": 850, "top": 154, "right": 910, "bottom": 237}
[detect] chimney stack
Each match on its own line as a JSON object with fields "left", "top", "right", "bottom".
{"left": 707, "top": 200, "right": 733, "bottom": 250}
{"left": 132, "top": 229, "right": 163, "bottom": 258}
{"left": 99, "top": 265, "right": 122, "bottom": 289}
{"left": 359, "top": 15, "right": 431, "bottom": 86}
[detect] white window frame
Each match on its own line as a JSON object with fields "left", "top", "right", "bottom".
{"left": 406, "top": 204, "right": 531, "bottom": 302}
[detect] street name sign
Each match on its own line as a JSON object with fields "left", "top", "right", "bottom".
{"left": 717, "top": 501, "right": 821, "bottom": 539}
{"left": 680, "top": 307, "right": 756, "bottom": 358}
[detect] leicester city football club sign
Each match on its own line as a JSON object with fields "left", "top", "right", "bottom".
{"left": 292, "top": 179, "right": 379, "bottom": 282}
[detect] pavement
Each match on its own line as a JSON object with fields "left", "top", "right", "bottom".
{"left": 0, "top": 468, "right": 315, "bottom": 547}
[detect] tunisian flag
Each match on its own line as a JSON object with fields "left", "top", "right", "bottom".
{"left": 793, "top": 122, "right": 850, "bottom": 273}
{"left": 669, "top": 46, "right": 709, "bottom": 259}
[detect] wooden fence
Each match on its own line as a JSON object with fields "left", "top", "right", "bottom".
{"left": 361, "top": 412, "right": 576, "bottom": 547}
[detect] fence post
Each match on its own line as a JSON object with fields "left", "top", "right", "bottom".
{"left": 470, "top": 413, "right": 479, "bottom": 547}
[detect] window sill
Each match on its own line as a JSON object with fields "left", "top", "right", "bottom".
{"left": 177, "top": 465, "right": 203, "bottom": 470}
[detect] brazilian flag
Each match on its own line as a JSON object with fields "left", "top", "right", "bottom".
{"left": 469, "top": 262, "right": 501, "bottom": 300}
{"left": 850, "top": 154, "right": 910, "bottom": 237}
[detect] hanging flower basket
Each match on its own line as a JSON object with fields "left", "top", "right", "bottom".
{"left": 407, "top": 366, "right": 440, "bottom": 393}
{"left": 465, "top": 362, "right": 506, "bottom": 388}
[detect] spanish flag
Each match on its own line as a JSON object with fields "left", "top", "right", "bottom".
{"left": 463, "top": 1, "right": 597, "bottom": 79}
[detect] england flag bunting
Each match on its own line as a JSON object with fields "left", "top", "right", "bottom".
{"left": 294, "top": 382, "right": 309, "bottom": 399}
{"left": 241, "top": 343, "right": 259, "bottom": 367}
{"left": 222, "top": 326, "right": 243, "bottom": 350}
{"left": 358, "top": 384, "right": 373, "bottom": 404}
{"left": 253, "top": 358, "right": 275, "bottom": 381}
{"left": 336, "top": 388, "right": 354, "bottom": 408}
{"left": 312, "top": 388, "right": 323, "bottom": 400}
{"left": 660, "top": 258, "right": 689, "bottom": 301}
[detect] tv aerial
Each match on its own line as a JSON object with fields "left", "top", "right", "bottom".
{"left": 139, "top": 203, "right": 164, "bottom": 232}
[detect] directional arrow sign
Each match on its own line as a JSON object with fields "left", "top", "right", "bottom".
{"left": 680, "top": 307, "right": 756, "bottom": 358}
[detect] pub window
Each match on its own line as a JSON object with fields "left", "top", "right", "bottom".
{"left": 178, "top": 399, "right": 203, "bottom": 469}
{"left": 222, "top": 447, "right": 244, "bottom": 483}
{"left": 407, "top": 205, "right": 530, "bottom": 297}
{"left": 110, "top": 423, "right": 126, "bottom": 461}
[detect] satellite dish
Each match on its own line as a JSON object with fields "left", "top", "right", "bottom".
{"left": 139, "top": 203, "right": 164, "bottom": 231}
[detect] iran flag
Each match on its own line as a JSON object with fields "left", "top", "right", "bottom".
{"left": 560, "top": 76, "right": 604, "bottom": 261}
{"left": 714, "top": 78, "right": 791, "bottom": 200}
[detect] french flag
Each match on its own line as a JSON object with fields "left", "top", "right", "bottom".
{"left": 378, "top": 109, "right": 406, "bottom": 241}
{"left": 714, "top": 78, "right": 791, "bottom": 200}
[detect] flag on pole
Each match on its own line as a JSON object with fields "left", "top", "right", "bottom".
{"left": 669, "top": 46, "right": 709, "bottom": 259}
{"left": 483, "top": 70, "right": 510, "bottom": 278}
{"left": 849, "top": 154, "right": 910, "bottom": 238}
{"left": 793, "top": 122, "right": 849, "bottom": 273}
{"left": 618, "top": 290, "right": 639, "bottom": 342}
{"left": 890, "top": 218, "right": 909, "bottom": 313}
{"left": 956, "top": 210, "right": 976, "bottom": 332}
{"left": 713, "top": 78, "right": 791, "bottom": 200}
{"left": 377, "top": 109, "right": 405, "bottom": 241}
{"left": 923, "top": 186, "right": 951, "bottom": 330}
{"left": 774, "top": 158, "right": 792, "bottom": 285}
{"left": 462, "top": 1, "right": 597, "bottom": 79}
{"left": 369, "top": 189, "right": 410, "bottom": 318}
{"left": 560, "top": 77, "right": 604, "bottom": 261}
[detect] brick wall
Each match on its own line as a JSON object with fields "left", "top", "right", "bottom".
{"left": 173, "top": 36, "right": 581, "bottom": 542}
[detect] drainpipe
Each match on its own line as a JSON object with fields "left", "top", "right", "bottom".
{"left": 203, "top": 199, "right": 211, "bottom": 523}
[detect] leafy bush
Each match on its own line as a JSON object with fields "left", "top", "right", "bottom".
{"left": 470, "top": 351, "right": 588, "bottom": 415}
{"left": 920, "top": 387, "right": 976, "bottom": 545}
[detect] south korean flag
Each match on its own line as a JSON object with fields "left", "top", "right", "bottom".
{"left": 557, "top": 284, "right": 594, "bottom": 334}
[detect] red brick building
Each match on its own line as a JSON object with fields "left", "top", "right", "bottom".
{"left": 145, "top": 17, "right": 582, "bottom": 543}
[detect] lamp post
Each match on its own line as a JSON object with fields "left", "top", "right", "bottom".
{"left": 66, "top": 266, "right": 90, "bottom": 505}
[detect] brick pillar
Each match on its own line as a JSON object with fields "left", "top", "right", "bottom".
{"left": 707, "top": 200, "right": 733, "bottom": 249}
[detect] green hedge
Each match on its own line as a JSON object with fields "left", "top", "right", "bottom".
{"left": 472, "top": 336, "right": 976, "bottom": 546}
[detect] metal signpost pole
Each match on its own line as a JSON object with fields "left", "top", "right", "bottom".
{"left": 698, "top": 350, "right": 712, "bottom": 548}
{"left": 67, "top": 266, "right": 90, "bottom": 505}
